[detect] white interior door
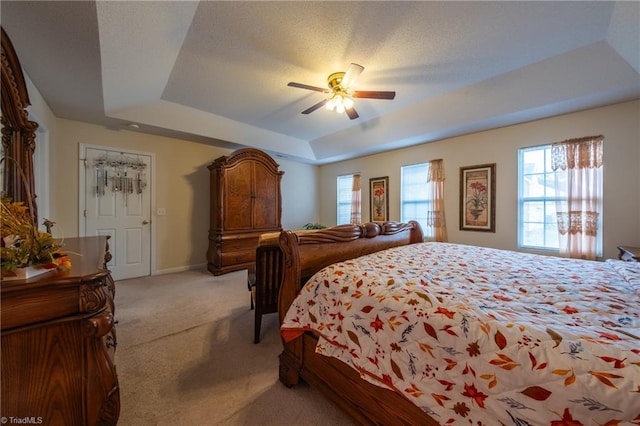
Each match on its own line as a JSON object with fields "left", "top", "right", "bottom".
{"left": 82, "top": 146, "right": 152, "bottom": 280}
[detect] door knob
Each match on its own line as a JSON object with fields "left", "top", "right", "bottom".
{"left": 142, "top": 220, "right": 150, "bottom": 225}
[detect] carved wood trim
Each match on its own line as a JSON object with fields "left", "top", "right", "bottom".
{"left": 1, "top": 26, "right": 39, "bottom": 223}
{"left": 97, "top": 386, "right": 120, "bottom": 426}
{"left": 208, "top": 147, "right": 284, "bottom": 177}
{"left": 82, "top": 312, "right": 114, "bottom": 338}
{"left": 80, "top": 281, "right": 108, "bottom": 313}
{"left": 1, "top": 28, "right": 30, "bottom": 116}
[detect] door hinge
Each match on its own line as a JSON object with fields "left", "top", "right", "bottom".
{"left": 81, "top": 158, "right": 87, "bottom": 168}
{"left": 84, "top": 209, "right": 87, "bottom": 218}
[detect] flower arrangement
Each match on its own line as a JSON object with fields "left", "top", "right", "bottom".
{"left": 373, "top": 186, "right": 385, "bottom": 216}
{"left": 466, "top": 181, "right": 488, "bottom": 211}
{"left": 466, "top": 181, "right": 488, "bottom": 220}
{"left": 1, "top": 198, "right": 70, "bottom": 277}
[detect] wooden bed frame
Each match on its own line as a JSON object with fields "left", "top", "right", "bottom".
{"left": 277, "top": 221, "right": 440, "bottom": 425}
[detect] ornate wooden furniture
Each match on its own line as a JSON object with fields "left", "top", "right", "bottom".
{"left": 276, "top": 221, "right": 440, "bottom": 425}
{"left": 1, "top": 26, "right": 39, "bottom": 224}
{"left": 248, "top": 244, "right": 283, "bottom": 343}
{"left": 1, "top": 236, "right": 120, "bottom": 426}
{"left": 207, "top": 148, "right": 283, "bottom": 276}
{"left": 1, "top": 28, "right": 119, "bottom": 424}
{"left": 248, "top": 229, "right": 317, "bottom": 343}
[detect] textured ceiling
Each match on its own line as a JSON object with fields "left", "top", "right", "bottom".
{"left": 2, "top": 1, "right": 639, "bottom": 164}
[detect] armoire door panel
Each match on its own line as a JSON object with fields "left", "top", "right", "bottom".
{"left": 223, "top": 162, "right": 253, "bottom": 230}
{"left": 253, "top": 164, "right": 280, "bottom": 228}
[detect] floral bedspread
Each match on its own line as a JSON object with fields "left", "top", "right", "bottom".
{"left": 281, "top": 243, "right": 640, "bottom": 425}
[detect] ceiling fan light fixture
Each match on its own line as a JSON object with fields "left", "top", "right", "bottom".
{"left": 325, "top": 93, "right": 353, "bottom": 114}
{"left": 288, "top": 63, "right": 395, "bottom": 120}
{"left": 343, "top": 96, "right": 354, "bottom": 110}
{"left": 326, "top": 97, "right": 336, "bottom": 111}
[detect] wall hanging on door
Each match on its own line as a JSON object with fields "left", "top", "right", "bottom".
{"left": 93, "top": 153, "right": 147, "bottom": 204}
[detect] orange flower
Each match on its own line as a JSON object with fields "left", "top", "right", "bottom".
{"left": 562, "top": 306, "right": 579, "bottom": 314}
{"left": 550, "top": 408, "right": 583, "bottom": 426}
{"left": 370, "top": 315, "right": 384, "bottom": 332}
{"left": 55, "top": 255, "right": 72, "bottom": 271}
{"left": 461, "top": 383, "right": 488, "bottom": 408}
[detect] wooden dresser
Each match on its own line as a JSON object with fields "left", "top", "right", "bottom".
{"left": 1, "top": 236, "right": 119, "bottom": 426}
{"left": 207, "top": 148, "right": 284, "bottom": 275}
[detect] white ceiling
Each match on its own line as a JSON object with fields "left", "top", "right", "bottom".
{"left": 2, "top": 1, "right": 639, "bottom": 164}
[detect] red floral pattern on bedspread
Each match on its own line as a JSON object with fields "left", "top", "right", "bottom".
{"left": 280, "top": 243, "right": 640, "bottom": 425}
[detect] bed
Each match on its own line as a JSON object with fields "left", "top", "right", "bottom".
{"left": 276, "top": 221, "right": 640, "bottom": 425}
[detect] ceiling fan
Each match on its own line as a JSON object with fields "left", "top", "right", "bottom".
{"left": 287, "top": 63, "right": 396, "bottom": 120}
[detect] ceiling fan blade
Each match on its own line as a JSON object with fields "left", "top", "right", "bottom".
{"left": 341, "top": 63, "right": 364, "bottom": 89}
{"left": 301, "top": 99, "right": 329, "bottom": 114}
{"left": 352, "top": 90, "right": 396, "bottom": 100}
{"left": 345, "top": 106, "right": 359, "bottom": 120}
{"left": 287, "top": 82, "right": 327, "bottom": 93}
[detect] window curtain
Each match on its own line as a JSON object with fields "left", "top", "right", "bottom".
{"left": 350, "top": 173, "right": 361, "bottom": 224}
{"left": 425, "top": 159, "right": 447, "bottom": 242}
{"left": 551, "top": 135, "right": 603, "bottom": 260}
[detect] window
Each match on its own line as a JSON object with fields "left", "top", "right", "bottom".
{"left": 519, "top": 144, "right": 603, "bottom": 254}
{"left": 401, "top": 163, "right": 430, "bottom": 234}
{"left": 518, "top": 145, "right": 560, "bottom": 250}
{"left": 336, "top": 174, "right": 354, "bottom": 225}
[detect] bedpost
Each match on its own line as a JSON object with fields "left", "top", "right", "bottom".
{"left": 277, "top": 230, "right": 303, "bottom": 386}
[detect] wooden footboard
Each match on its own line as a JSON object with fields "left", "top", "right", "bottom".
{"left": 277, "top": 221, "right": 423, "bottom": 328}
{"left": 277, "top": 221, "right": 439, "bottom": 425}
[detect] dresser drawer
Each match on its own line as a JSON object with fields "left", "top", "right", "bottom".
{"left": 221, "top": 236, "right": 259, "bottom": 252}
{"left": 221, "top": 249, "right": 256, "bottom": 266}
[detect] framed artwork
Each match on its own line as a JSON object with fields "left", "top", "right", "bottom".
{"left": 459, "top": 163, "right": 496, "bottom": 232}
{"left": 369, "top": 176, "right": 389, "bottom": 222}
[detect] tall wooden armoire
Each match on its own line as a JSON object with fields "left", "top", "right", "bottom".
{"left": 207, "top": 148, "right": 284, "bottom": 276}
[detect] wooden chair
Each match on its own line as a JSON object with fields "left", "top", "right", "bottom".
{"left": 248, "top": 245, "right": 284, "bottom": 343}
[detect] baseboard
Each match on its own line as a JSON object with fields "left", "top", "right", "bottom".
{"left": 153, "top": 263, "right": 207, "bottom": 275}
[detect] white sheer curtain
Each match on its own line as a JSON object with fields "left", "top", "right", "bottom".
{"left": 551, "top": 135, "right": 603, "bottom": 260}
{"left": 350, "top": 173, "right": 361, "bottom": 224}
{"left": 425, "top": 159, "right": 447, "bottom": 242}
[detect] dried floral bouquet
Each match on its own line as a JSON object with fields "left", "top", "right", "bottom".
{"left": 1, "top": 199, "right": 70, "bottom": 277}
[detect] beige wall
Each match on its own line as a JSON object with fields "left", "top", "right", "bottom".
{"left": 24, "top": 68, "right": 639, "bottom": 269}
{"left": 318, "top": 100, "right": 640, "bottom": 260}
{"left": 279, "top": 157, "right": 322, "bottom": 229}
{"left": 46, "top": 120, "right": 319, "bottom": 273}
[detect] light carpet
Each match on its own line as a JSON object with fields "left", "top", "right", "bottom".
{"left": 114, "top": 269, "right": 355, "bottom": 425}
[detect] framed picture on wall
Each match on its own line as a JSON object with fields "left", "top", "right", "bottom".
{"left": 459, "top": 163, "right": 496, "bottom": 232}
{"left": 369, "top": 176, "right": 389, "bottom": 222}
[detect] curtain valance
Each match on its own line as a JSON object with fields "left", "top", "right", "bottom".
{"left": 551, "top": 135, "right": 603, "bottom": 171}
